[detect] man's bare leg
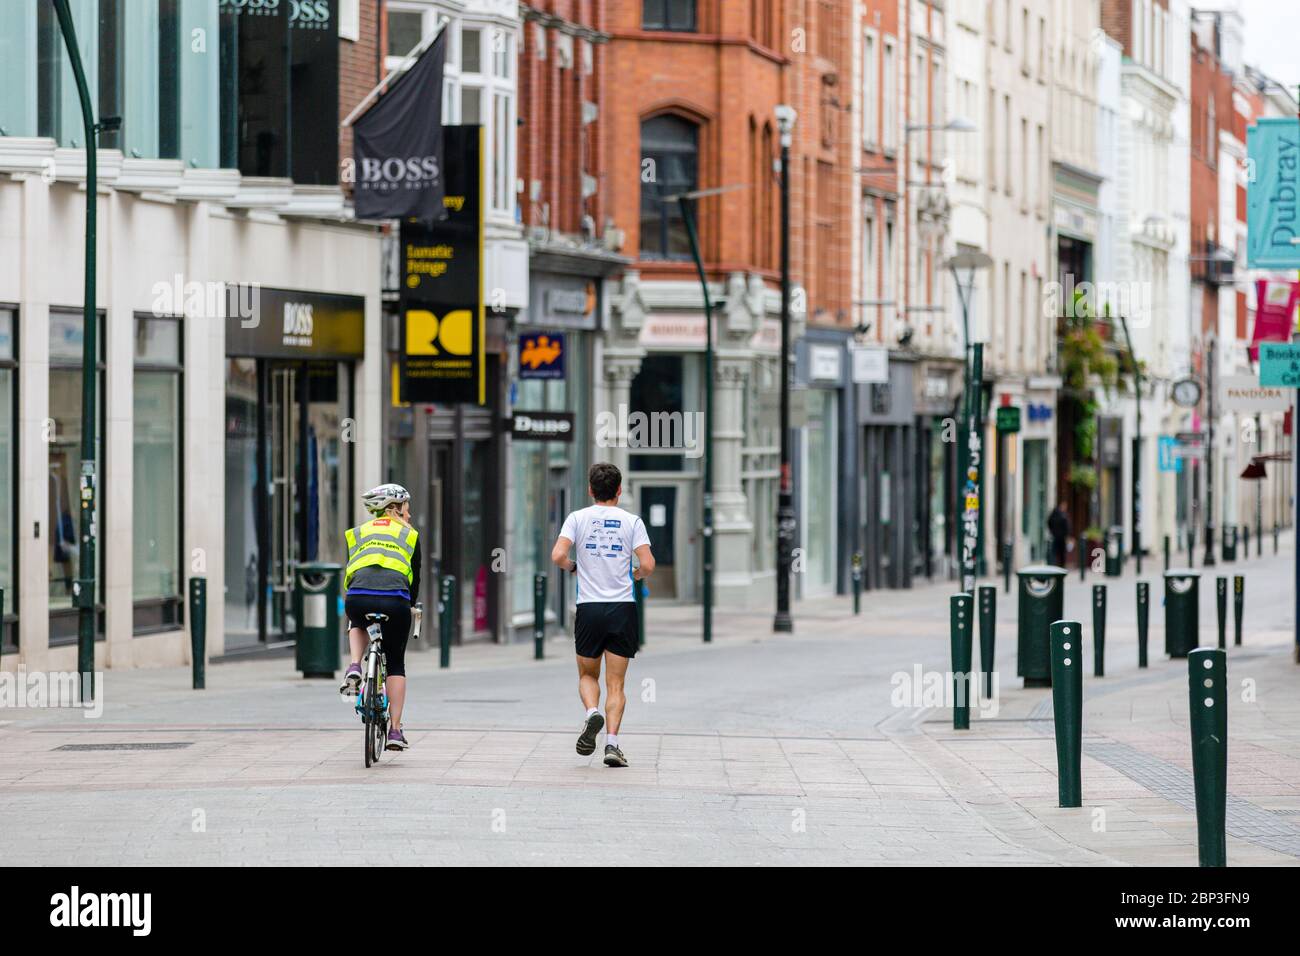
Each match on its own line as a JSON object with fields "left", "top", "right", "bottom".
{"left": 576, "top": 654, "right": 601, "bottom": 711}
{"left": 575, "top": 655, "right": 604, "bottom": 755}
{"left": 603, "top": 650, "right": 629, "bottom": 734}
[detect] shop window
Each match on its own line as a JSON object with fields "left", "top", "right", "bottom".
{"left": 133, "top": 315, "right": 183, "bottom": 634}
{"left": 0, "top": 309, "right": 15, "bottom": 651}
{"left": 643, "top": 0, "right": 697, "bottom": 32}
{"left": 639, "top": 114, "right": 699, "bottom": 260}
{"left": 48, "top": 308, "right": 105, "bottom": 645}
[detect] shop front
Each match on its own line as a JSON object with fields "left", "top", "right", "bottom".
{"left": 795, "top": 332, "right": 852, "bottom": 599}
{"left": 223, "top": 287, "right": 362, "bottom": 651}
{"left": 511, "top": 253, "right": 621, "bottom": 637}
{"left": 914, "top": 358, "right": 963, "bottom": 582}
{"left": 858, "top": 352, "right": 917, "bottom": 590}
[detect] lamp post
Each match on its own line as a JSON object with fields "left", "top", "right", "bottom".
{"left": 774, "top": 104, "right": 796, "bottom": 633}
{"left": 946, "top": 252, "right": 993, "bottom": 593}
{"left": 1117, "top": 313, "right": 1142, "bottom": 574}
{"left": 52, "top": 0, "right": 106, "bottom": 702}
{"left": 1204, "top": 334, "right": 1217, "bottom": 566}
{"left": 668, "top": 183, "right": 747, "bottom": 644}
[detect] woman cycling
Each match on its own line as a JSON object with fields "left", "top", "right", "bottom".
{"left": 340, "top": 484, "right": 421, "bottom": 751}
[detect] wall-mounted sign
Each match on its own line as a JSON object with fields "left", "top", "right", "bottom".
{"left": 398, "top": 126, "right": 485, "bottom": 405}
{"left": 1158, "top": 436, "right": 1184, "bottom": 473}
{"left": 1259, "top": 342, "right": 1300, "bottom": 388}
{"left": 995, "top": 406, "right": 1021, "bottom": 433}
{"left": 1219, "top": 374, "right": 1292, "bottom": 412}
{"left": 225, "top": 285, "right": 365, "bottom": 359}
{"left": 1026, "top": 402, "right": 1053, "bottom": 422}
{"left": 1171, "top": 377, "right": 1202, "bottom": 407}
{"left": 1246, "top": 118, "right": 1300, "bottom": 269}
{"left": 509, "top": 410, "right": 574, "bottom": 441}
{"left": 519, "top": 331, "right": 566, "bottom": 380}
{"left": 850, "top": 345, "right": 888, "bottom": 384}
{"left": 809, "top": 344, "right": 842, "bottom": 382}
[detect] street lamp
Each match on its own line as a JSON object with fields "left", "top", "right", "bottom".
{"left": 946, "top": 251, "right": 992, "bottom": 593}
{"left": 663, "top": 183, "right": 748, "bottom": 644}
{"left": 774, "top": 104, "right": 796, "bottom": 633}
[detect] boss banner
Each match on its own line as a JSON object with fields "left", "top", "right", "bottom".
{"left": 398, "top": 126, "right": 485, "bottom": 405}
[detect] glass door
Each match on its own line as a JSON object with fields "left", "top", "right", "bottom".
{"left": 638, "top": 485, "right": 678, "bottom": 599}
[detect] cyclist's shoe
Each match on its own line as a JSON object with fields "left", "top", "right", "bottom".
{"left": 385, "top": 728, "right": 409, "bottom": 751}
{"left": 576, "top": 712, "right": 604, "bottom": 756}
{"left": 339, "top": 662, "right": 363, "bottom": 696}
{"left": 603, "top": 744, "right": 627, "bottom": 768}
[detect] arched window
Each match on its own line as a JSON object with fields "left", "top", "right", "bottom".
{"left": 639, "top": 114, "right": 699, "bottom": 260}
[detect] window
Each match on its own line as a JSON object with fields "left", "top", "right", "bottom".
{"left": 862, "top": 31, "right": 877, "bottom": 149}
{"left": 0, "top": 309, "right": 14, "bottom": 651}
{"left": 862, "top": 213, "right": 876, "bottom": 322}
{"left": 462, "top": 27, "right": 482, "bottom": 74}
{"left": 639, "top": 114, "right": 699, "bottom": 260}
{"left": 492, "top": 90, "right": 512, "bottom": 213}
{"left": 387, "top": 9, "right": 425, "bottom": 58}
{"left": 133, "top": 316, "right": 183, "bottom": 633}
{"left": 48, "top": 309, "right": 104, "bottom": 643}
{"left": 882, "top": 39, "right": 897, "bottom": 152}
{"left": 1003, "top": 94, "right": 1011, "bottom": 194}
{"left": 643, "top": 0, "right": 697, "bottom": 32}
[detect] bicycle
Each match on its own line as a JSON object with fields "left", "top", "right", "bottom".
{"left": 355, "top": 613, "right": 390, "bottom": 768}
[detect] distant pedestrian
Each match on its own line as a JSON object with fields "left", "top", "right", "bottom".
{"left": 1048, "top": 501, "right": 1072, "bottom": 568}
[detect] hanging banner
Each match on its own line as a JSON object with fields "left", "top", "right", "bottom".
{"left": 1246, "top": 118, "right": 1300, "bottom": 269}
{"left": 1249, "top": 279, "right": 1299, "bottom": 359}
{"left": 398, "top": 126, "right": 485, "bottom": 405}
{"left": 352, "top": 29, "right": 447, "bottom": 221}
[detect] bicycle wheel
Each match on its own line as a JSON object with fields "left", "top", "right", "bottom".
{"left": 363, "top": 674, "right": 380, "bottom": 768}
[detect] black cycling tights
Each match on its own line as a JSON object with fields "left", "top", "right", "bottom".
{"left": 344, "top": 594, "right": 412, "bottom": 677}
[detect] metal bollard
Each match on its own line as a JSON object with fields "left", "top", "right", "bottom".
{"left": 533, "top": 573, "right": 547, "bottom": 661}
{"left": 1164, "top": 535, "right": 1171, "bottom": 573}
{"left": 188, "top": 577, "right": 206, "bottom": 690}
{"left": 438, "top": 575, "right": 455, "bottom": 669}
{"left": 1188, "top": 527, "right": 1196, "bottom": 568}
{"left": 1242, "top": 525, "right": 1249, "bottom": 558}
{"left": 1215, "top": 577, "right": 1227, "bottom": 650}
{"left": 635, "top": 576, "right": 646, "bottom": 648}
{"left": 851, "top": 551, "right": 863, "bottom": 615}
{"left": 1050, "top": 620, "right": 1084, "bottom": 808}
{"left": 950, "top": 593, "right": 973, "bottom": 731}
{"left": 978, "top": 585, "right": 996, "bottom": 699}
{"left": 1274, "top": 523, "right": 1279, "bottom": 555}
{"left": 1092, "top": 584, "right": 1106, "bottom": 677}
{"left": 0, "top": 587, "right": 5, "bottom": 666}
{"left": 1188, "top": 648, "right": 1227, "bottom": 866}
{"left": 1233, "top": 575, "right": 1244, "bottom": 647}
{"left": 1137, "top": 581, "right": 1150, "bottom": 668}
{"left": 1002, "top": 543, "right": 1012, "bottom": 594}
{"left": 1079, "top": 537, "right": 1087, "bottom": 581}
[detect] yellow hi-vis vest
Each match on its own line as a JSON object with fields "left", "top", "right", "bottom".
{"left": 344, "top": 517, "right": 418, "bottom": 589}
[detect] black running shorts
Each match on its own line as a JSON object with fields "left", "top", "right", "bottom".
{"left": 574, "top": 601, "right": 639, "bottom": 659}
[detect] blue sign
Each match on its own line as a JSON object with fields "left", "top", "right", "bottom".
{"left": 1026, "top": 402, "right": 1052, "bottom": 423}
{"left": 1259, "top": 342, "right": 1300, "bottom": 387}
{"left": 1247, "top": 118, "right": 1300, "bottom": 269}
{"left": 518, "top": 331, "right": 566, "bottom": 380}
{"left": 1158, "top": 436, "right": 1183, "bottom": 474}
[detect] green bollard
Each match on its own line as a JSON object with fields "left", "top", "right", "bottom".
{"left": 438, "top": 575, "right": 455, "bottom": 669}
{"left": 950, "top": 593, "right": 973, "bottom": 731}
{"left": 1188, "top": 648, "right": 1227, "bottom": 866}
{"left": 1092, "top": 584, "right": 1106, "bottom": 677}
{"left": 1002, "top": 543, "right": 1012, "bottom": 594}
{"left": 1137, "top": 581, "right": 1150, "bottom": 668}
{"left": 635, "top": 577, "right": 646, "bottom": 648}
{"left": 1233, "top": 575, "right": 1243, "bottom": 647}
{"left": 1079, "top": 537, "right": 1087, "bottom": 581}
{"left": 533, "top": 573, "right": 547, "bottom": 661}
{"left": 188, "top": 577, "right": 206, "bottom": 690}
{"left": 978, "top": 585, "right": 996, "bottom": 699}
{"left": 1215, "top": 577, "right": 1227, "bottom": 650}
{"left": 1163, "top": 535, "right": 1170, "bottom": 573}
{"left": 851, "top": 551, "right": 862, "bottom": 615}
{"left": 1274, "top": 523, "right": 1279, "bottom": 555}
{"left": 1049, "top": 620, "right": 1084, "bottom": 808}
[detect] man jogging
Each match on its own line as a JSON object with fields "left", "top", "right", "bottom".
{"left": 551, "top": 462, "right": 654, "bottom": 768}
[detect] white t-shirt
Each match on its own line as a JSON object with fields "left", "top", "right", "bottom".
{"left": 560, "top": 504, "right": 651, "bottom": 604}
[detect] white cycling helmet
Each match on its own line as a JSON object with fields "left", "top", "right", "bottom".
{"left": 362, "top": 483, "right": 411, "bottom": 516}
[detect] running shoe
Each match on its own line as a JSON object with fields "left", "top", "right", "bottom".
{"left": 603, "top": 744, "right": 627, "bottom": 768}
{"left": 576, "top": 712, "right": 604, "bottom": 756}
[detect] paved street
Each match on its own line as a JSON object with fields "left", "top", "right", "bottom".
{"left": 3, "top": 546, "right": 1300, "bottom": 866}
